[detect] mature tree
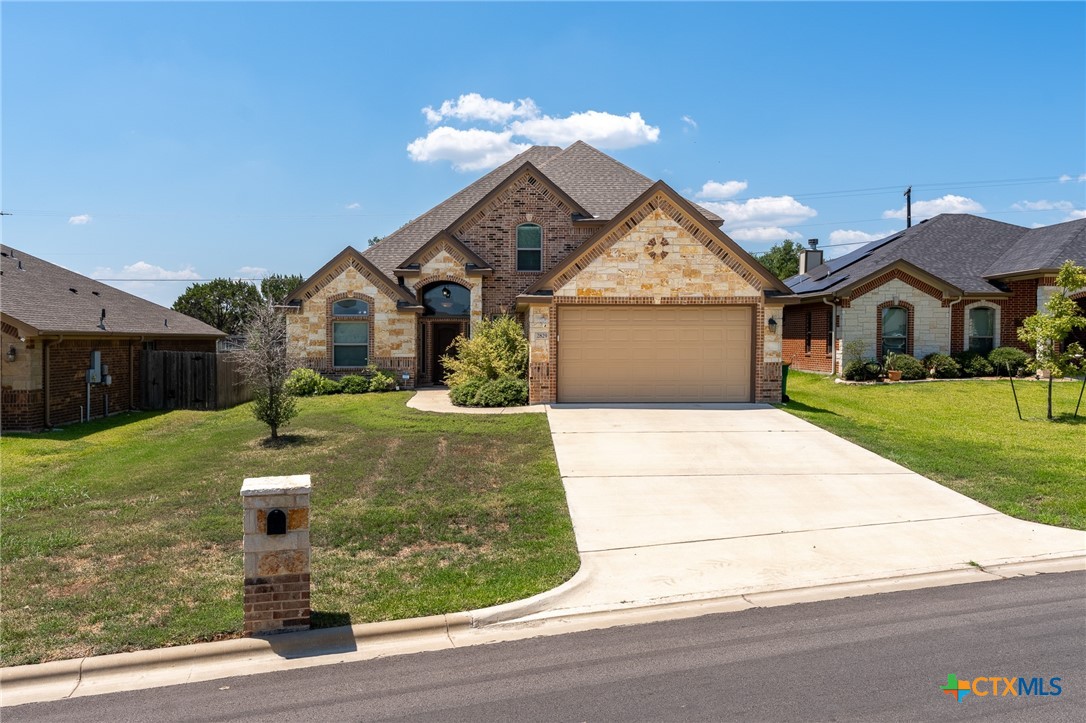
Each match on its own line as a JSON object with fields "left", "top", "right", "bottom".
{"left": 259, "top": 274, "right": 304, "bottom": 304}
{"left": 172, "top": 279, "right": 262, "bottom": 335}
{"left": 1017, "top": 260, "right": 1086, "bottom": 419}
{"left": 237, "top": 302, "right": 298, "bottom": 441}
{"left": 758, "top": 239, "right": 802, "bottom": 280}
{"left": 367, "top": 236, "right": 382, "bottom": 247}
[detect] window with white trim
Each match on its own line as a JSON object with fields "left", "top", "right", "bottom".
{"left": 516, "top": 223, "right": 542, "bottom": 272}
{"left": 968, "top": 307, "right": 996, "bottom": 354}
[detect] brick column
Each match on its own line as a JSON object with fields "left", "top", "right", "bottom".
{"left": 241, "top": 475, "right": 311, "bottom": 636}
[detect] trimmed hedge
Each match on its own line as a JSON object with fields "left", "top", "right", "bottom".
{"left": 954, "top": 350, "right": 995, "bottom": 378}
{"left": 923, "top": 353, "right": 961, "bottom": 379}
{"left": 450, "top": 376, "right": 528, "bottom": 407}
{"left": 989, "top": 346, "right": 1031, "bottom": 377}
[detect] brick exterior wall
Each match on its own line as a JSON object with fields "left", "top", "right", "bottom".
{"left": 782, "top": 302, "right": 833, "bottom": 373}
{"left": 455, "top": 172, "right": 594, "bottom": 316}
{"left": 0, "top": 336, "right": 216, "bottom": 431}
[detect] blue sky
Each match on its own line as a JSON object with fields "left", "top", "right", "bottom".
{"left": 4, "top": 2, "right": 1084, "bottom": 306}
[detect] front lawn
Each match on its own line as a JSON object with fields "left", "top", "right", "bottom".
{"left": 0, "top": 394, "right": 579, "bottom": 666}
{"left": 782, "top": 372, "right": 1085, "bottom": 530}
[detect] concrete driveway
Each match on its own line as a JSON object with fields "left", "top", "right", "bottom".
{"left": 536, "top": 404, "right": 1085, "bottom": 617}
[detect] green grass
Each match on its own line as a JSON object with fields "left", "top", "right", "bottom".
{"left": 0, "top": 394, "right": 579, "bottom": 666}
{"left": 782, "top": 372, "right": 1086, "bottom": 530}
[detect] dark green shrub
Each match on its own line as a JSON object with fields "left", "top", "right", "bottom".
{"left": 449, "top": 377, "right": 486, "bottom": 406}
{"left": 954, "top": 351, "right": 995, "bottom": 378}
{"left": 443, "top": 316, "right": 528, "bottom": 388}
{"left": 891, "top": 354, "right": 926, "bottom": 380}
{"left": 843, "top": 360, "right": 881, "bottom": 381}
{"left": 989, "top": 346, "right": 1030, "bottom": 377}
{"left": 339, "top": 375, "right": 370, "bottom": 394}
{"left": 318, "top": 378, "right": 342, "bottom": 395}
{"left": 474, "top": 377, "right": 529, "bottom": 407}
{"left": 368, "top": 370, "right": 396, "bottom": 392}
{"left": 284, "top": 367, "right": 324, "bottom": 396}
{"left": 923, "top": 353, "right": 961, "bottom": 379}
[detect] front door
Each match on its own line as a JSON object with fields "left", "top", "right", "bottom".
{"left": 433, "top": 324, "right": 461, "bottom": 385}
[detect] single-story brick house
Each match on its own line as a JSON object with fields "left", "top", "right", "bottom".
{"left": 286, "top": 141, "right": 791, "bottom": 403}
{"left": 782, "top": 215, "right": 1086, "bottom": 374}
{"left": 1, "top": 245, "right": 224, "bottom": 430}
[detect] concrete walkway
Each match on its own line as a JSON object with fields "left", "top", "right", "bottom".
{"left": 515, "top": 403, "right": 1086, "bottom": 620}
{"left": 406, "top": 388, "right": 545, "bottom": 414}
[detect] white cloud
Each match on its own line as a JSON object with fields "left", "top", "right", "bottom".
{"left": 727, "top": 226, "right": 803, "bottom": 243}
{"left": 681, "top": 115, "right": 697, "bottom": 129}
{"left": 92, "top": 261, "right": 200, "bottom": 281}
{"left": 696, "top": 180, "right": 748, "bottom": 200}
{"left": 1012, "top": 199, "right": 1076, "bottom": 212}
{"left": 702, "top": 195, "right": 818, "bottom": 228}
{"left": 511, "top": 110, "right": 659, "bottom": 149}
{"left": 827, "top": 229, "right": 895, "bottom": 256}
{"left": 1067, "top": 208, "right": 1086, "bottom": 220}
{"left": 238, "top": 266, "right": 269, "bottom": 278}
{"left": 345, "top": 202, "right": 361, "bottom": 210}
{"left": 423, "top": 93, "right": 539, "bottom": 125}
{"left": 882, "top": 194, "right": 984, "bottom": 220}
{"left": 406, "top": 127, "right": 532, "bottom": 172}
{"left": 1058, "top": 174, "right": 1086, "bottom": 183}
{"left": 68, "top": 214, "right": 92, "bottom": 225}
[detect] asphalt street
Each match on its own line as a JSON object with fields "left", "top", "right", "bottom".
{"left": 7, "top": 572, "right": 1084, "bottom": 722}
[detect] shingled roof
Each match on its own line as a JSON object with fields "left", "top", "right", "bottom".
{"left": 362, "top": 141, "right": 722, "bottom": 280}
{"left": 985, "top": 217, "right": 1086, "bottom": 278}
{"left": 1, "top": 245, "right": 224, "bottom": 337}
{"left": 785, "top": 214, "right": 1030, "bottom": 296}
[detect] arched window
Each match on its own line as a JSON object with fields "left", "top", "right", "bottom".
{"left": 332, "top": 298, "right": 369, "bottom": 316}
{"left": 882, "top": 306, "right": 908, "bottom": 356}
{"left": 516, "top": 223, "right": 542, "bottom": 272}
{"left": 421, "top": 283, "right": 470, "bottom": 316}
{"left": 968, "top": 307, "right": 996, "bottom": 353}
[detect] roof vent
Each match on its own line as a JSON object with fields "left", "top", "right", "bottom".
{"left": 92, "top": 291, "right": 100, "bottom": 296}
{"left": 69, "top": 287, "right": 78, "bottom": 294}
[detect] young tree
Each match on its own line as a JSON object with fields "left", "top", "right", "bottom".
{"left": 259, "top": 274, "right": 304, "bottom": 304}
{"left": 1017, "top": 260, "right": 1086, "bottom": 420}
{"left": 237, "top": 302, "right": 298, "bottom": 440}
{"left": 172, "top": 278, "right": 262, "bottom": 335}
{"left": 758, "top": 239, "right": 802, "bottom": 280}
{"left": 367, "top": 236, "right": 383, "bottom": 247}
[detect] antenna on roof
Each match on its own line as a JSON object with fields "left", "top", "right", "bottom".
{"left": 904, "top": 186, "right": 912, "bottom": 229}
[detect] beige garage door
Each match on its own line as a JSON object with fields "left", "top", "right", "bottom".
{"left": 557, "top": 305, "right": 752, "bottom": 403}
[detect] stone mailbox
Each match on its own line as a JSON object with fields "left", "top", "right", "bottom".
{"left": 241, "top": 474, "right": 311, "bottom": 636}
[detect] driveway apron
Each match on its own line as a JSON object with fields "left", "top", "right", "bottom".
{"left": 542, "top": 404, "right": 1086, "bottom": 616}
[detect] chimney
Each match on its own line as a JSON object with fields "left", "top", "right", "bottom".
{"left": 799, "top": 239, "right": 823, "bottom": 275}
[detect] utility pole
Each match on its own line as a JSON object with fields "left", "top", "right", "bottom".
{"left": 904, "top": 186, "right": 912, "bottom": 229}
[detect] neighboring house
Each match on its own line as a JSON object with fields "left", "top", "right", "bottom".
{"left": 286, "top": 141, "right": 791, "bottom": 403}
{"left": 1, "top": 245, "right": 224, "bottom": 430}
{"left": 782, "top": 216, "right": 1086, "bottom": 374}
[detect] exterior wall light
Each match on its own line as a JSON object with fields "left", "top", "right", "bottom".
{"left": 6, "top": 345, "right": 15, "bottom": 362}
{"left": 767, "top": 317, "right": 778, "bottom": 333}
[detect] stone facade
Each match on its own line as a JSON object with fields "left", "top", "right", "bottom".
{"left": 287, "top": 264, "right": 417, "bottom": 379}
{"left": 838, "top": 277, "right": 949, "bottom": 362}
{"left": 402, "top": 240, "right": 485, "bottom": 332}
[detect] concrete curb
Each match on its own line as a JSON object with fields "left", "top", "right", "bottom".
{"left": 4, "top": 555, "right": 1082, "bottom": 708}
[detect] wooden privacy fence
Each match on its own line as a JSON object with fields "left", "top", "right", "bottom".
{"left": 141, "top": 351, "right": 252, "bottom": 410}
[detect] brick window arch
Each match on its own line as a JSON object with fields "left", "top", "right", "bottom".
{"left": 516, "top": 223, "right": 543, "bottom": 272}
{"left": 876, "top": 299, "right": 914, "bottom": 359}
{"left": 327, "top": 292, "right": 375, "bottom": 369}
{"left": 964, "top": 301, "right": 1000, "bottom": 354}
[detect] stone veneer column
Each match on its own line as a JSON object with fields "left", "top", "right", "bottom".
{"left": 241, "top": 474, "right": 311, "bottom": 636}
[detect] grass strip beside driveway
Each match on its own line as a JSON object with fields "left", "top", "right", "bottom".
{"left": 1, "top": 393, "right": 579, "bottom": 666}
{"left": 782, "top": 372, "right": 1085, "bottom": 531}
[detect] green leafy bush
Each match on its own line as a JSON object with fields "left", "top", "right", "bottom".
{"left": 285, "top": 367, "right": 324, "bottom": 396}
{"left": 474, "top": 377, "right": 529, "bottom": 407}
{"left": 890, "top": 354, "right": 926, "bottom": 380}
{"left": 339, "top": 375, "right": 370, "bottom": 394}
{"left": 954, "top": 351, "right": 995, "bottom": 378}
{"left": 318, "top": 378, "right": 343, "bottom": 395}
{"left": 443, "top": 316, "right": 529, "bottom": 388}
{"left": 368, "top": 369, "right": 396, "bottom": 392}
{"left": 449, "top": 377, "right": 486, "bottom": 406}
{"left": 923, "top": 353, "right": 961, "bottom": 379}
{"left": 843, "top": 360, "right": 881, "bottom": 381}
{"left": 989, "top": 346, "right": 1030, "bottom": 377}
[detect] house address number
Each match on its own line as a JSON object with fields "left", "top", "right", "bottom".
{"left": 535, "top": 332, "right": 549, "bottom": 340}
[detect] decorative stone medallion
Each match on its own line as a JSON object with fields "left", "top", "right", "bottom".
{"left": 646, "top": 237, "right": 670, "bottom": 261}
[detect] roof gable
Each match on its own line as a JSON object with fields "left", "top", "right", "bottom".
{"left": 447, "top": 162, "right": 590, "bottom": 236}
{"left": 395, "top": 231, "right": 493, "bottom": 273}
{"left": 0, "top": 245, "right": 224, "bottom": 337}
{"left": 985, "top": 217, "right": 1086, "bottom": 278}
{"left": 528, "top": 181, "right": 791, "bottom": 295}
{"left": 288, "top": 246, "right": 416, "bottom": 305}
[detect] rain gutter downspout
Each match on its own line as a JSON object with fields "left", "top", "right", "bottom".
{"left": 822, "top": 298, "right": 838, "bottom": 375}
{"left": 946, "top": 296, "right": 964, "bottom": 353}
